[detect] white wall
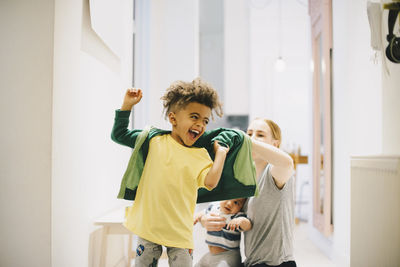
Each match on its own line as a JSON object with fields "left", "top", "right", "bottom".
{"left": 52, "top": 0, "right": 133, "bottom": 266}
{"left": 0, "top": 1, "right": 54, "bottom": 266}
{"left": 316, "top": 1, "right": 383, "bottom": 266}
{"left": 134, "top": 0, "right": 199, "bottom": 130}
{"left": 382, "top": 32, "right": 400, "bottom": 154}
{"left": 382, "top": 68, "right": 400, "bottom": 153}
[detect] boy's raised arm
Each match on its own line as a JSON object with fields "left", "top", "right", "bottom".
{"left": 111, "top": 88, "right": 144, "bottom": 148}
{"left": 121, "top": 88, "right": 143, "bottom": 111}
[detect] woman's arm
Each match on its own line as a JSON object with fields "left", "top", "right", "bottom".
{"left": 251, "top": 139, "right": 294, "bottom": 189}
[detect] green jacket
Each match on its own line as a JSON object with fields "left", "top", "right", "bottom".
{"left": 111, "top": 110, "right": 258, "bottom": 203}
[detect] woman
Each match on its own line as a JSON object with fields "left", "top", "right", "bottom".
{"left": 200, "top": 118, "right": 296, "bottom": 267}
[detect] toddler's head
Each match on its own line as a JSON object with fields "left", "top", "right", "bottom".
{"left": 219, "top": 198, "right": 246, "bottom": 215}
{"left": 161, "top": 78, "right": 222, "bottom": 146}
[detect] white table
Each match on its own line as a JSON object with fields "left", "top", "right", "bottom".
{"left": 94, "top": 206, "right": 134, "bottom": 267}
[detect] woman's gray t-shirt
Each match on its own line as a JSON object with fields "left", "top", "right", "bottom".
{"left": 243, "top": 164, "right": 295, "bottom": 266}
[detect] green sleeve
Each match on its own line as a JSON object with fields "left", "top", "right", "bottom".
{"left": 210, "top": 129, "right": 243, "bottom": 148}
{"left": 111, "top": 109, "right": 142, "bottom": 148}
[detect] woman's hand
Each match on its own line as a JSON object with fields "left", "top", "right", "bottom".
{"left": 121, "top": 88, "right": 143, "bottom": 110}
{"left": 200, "top": 212, "right": 226, "bottom": 231}
{"left": 193, "top": 211, "right": 204, "bottom": 225}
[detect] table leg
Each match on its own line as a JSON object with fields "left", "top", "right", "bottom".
{"left": 99, "top": 226, "right": 109, "bottom": 267}
{"left": 127, "top": 234, "right": 134, "bottom": 267}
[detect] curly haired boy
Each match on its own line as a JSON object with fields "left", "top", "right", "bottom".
{"left": 112, "top": 78, "right": 229, "bottom": 267}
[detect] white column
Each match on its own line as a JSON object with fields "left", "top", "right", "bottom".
{"left": 0, "top": 1, "right": 54, "bottom": 266}
{"left": 224, "top": 0, "right": 250, "bottom": 115}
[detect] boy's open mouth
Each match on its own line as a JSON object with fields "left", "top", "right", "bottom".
{"left": 188, "top": 129, "right": 200, "bottom": 139}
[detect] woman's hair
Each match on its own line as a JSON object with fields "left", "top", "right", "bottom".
{"left": 161, "top": 77, "right": 223, "bottom": 119}
{"left": 256, "top": 118, "right": 282, "bottom": 148}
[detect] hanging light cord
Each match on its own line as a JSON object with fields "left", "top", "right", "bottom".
{"left": 278, "top": 0, "right": 282, "bottom": 58}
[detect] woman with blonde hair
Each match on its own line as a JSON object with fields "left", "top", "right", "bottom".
{"left": 199, "top": 118, "right": 297, "bottom": 267}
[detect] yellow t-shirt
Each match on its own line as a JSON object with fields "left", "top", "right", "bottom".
{"left": 124, "top": 134, "right": 213, "bottom": 249}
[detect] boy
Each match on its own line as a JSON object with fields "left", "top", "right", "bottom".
{"left": 194, "top": 198, "right": 252, "bottom": 267}
{"left": 111, "top": 78, "right": 229, "bottom": 266}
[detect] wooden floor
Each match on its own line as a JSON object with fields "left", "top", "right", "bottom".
{"left": 153, "top": 222, "right": 337, "bottom": 267}
{"left": 293, "top": 222, "right": 337, "bottom": 267}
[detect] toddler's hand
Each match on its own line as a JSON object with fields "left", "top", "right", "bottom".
{"left": 121, "top": 88, "right": 142, "bottom": 110}
{"left": 227, "top": 217, "right": 242, "bottom": 231}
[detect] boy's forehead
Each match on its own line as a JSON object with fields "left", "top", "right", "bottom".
{"left": 182, "top": 102, "right": 211, "bottom": 116}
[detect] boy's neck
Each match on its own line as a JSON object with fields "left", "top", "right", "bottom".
{"left": 169, "top": 131, "right": 192, "bottom": 147}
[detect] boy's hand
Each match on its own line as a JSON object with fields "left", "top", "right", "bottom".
{"left": 213, "top": 140, "right": 229, "bottom": 155}
{"left": 121, "top": 88, "right": 143, "bottom": 110}
{"left": 204, "top": 141, "right": 229, "bottom": 189}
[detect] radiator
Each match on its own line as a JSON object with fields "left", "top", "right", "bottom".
{"left": 351, "top": 155, "right": 400, "bottom": 267}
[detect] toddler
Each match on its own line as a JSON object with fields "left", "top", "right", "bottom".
{"left": 194, "top": 198, "right": 252, "bottom": 267}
